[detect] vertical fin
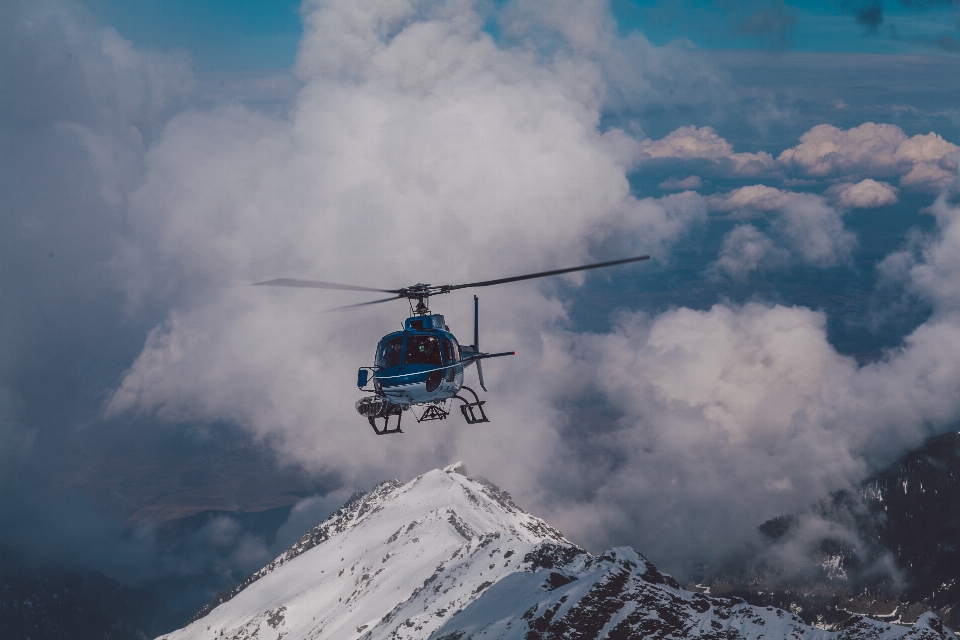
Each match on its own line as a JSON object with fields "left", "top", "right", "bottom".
{"left": 473, "top": 295, "right": 479, "bottom": 350}
{"left": 474, "top": 295, "right": 486, "bottom": 391}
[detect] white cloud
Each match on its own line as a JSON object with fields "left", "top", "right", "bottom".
{"left": 778, "top": 123, "right": 959, "bottom": 192}
{"left": 639, "top": 126, "right": 777, "bottom": 177}
{"left": 712, "top": 224, "right": 787, "bottom": 278}
{"left": 107, "top": 0, "right": 707, "bottom": 488}
{"left": 707, "top": 184, "right": 798, "bottom": 218}
{"left": 707, "top": 186, "right": 855, "bottom": 272}
{"left": 825, "top": 179, "right": 899, "bottom": 209}
{"left": 542, "top": 264, "right": 960, "bottom": 570}
{"left": 775, "top": 194, "right": 856, "bottom": 267}
{"left": 893, "top": 187, "right": 960, "bottom": 316}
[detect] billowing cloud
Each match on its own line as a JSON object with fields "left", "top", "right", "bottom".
{"left": 0, "top": 0, "right": 274, "bottom": 603}
{"left": 707, "top": 184, "right": 799, "bottom": 217}
{"left": 539, "top": 190, "right": 960, "bottom": 570}
{"left": 778, "top": 123, "right": 959, "bottom": 192}
{"left": 825, "top": 178, "right": 899, "bottom": 209}
{"left": 707, "top": 186, "right": 856, "bottom": 272}
{"left": 639, "top": 125, "right": 777, "bottom": 176}
{"left": 713, "top": 224, "right": 788, "bottom": 278}
{"left": 775, "top": 194, "right": 857, "bottom": 266}
{"left": 881, "top": 184, "right": 960, "bottom": 316}
{"left": 105, "top": 0, "right": 708, "bottom": 488}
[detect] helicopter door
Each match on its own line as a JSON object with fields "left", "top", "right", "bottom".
{"left": 450, "top": 338, "right": 463, "bottom": 378}
{"left": 405, "top": 335, "right": 443, "bottom": 392}
{"left": 441, "top": 337, "right": 456, "bottom": 382}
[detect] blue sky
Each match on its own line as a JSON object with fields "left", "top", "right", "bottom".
{"left": 614, "top": 0, "right": 960, "bottom": 53}
{"left": 88, "top": 0, "right": 960, "bottom": 72}
{"left": 89, "top": 0, "right": 303, "bottom": 70}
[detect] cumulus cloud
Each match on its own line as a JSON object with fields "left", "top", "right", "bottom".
{"left": 713, "top": 224, "right": 788, "bottom": 278}
{"left": 880, "top": 185, "right": 960, "bottom": 316}
{"left": 775, "top": 194, "right": 857, "bottom": 266}
{"left": 707, "top": 184, "right": 799, "bottom": 218}
{"left": 778, "top": 123, "right": 959, "bottom": 192}
{"left": 707, "top": 186, "right": 856, "bottom": 272}
{"left": 639, "top": 125, "right": 778, "bottom": 177}
{"left": 105, "top": 0, "right": 708, "bottom": 488}
{"left": 825, "top": 178, "right": 899, "bottom": 209}
{"left": 541, "top": 206, "right": 960, "bottom": 570}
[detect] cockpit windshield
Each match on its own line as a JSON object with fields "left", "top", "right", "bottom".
{"left": 377, "top": 337, "right": 404, "bottom": 368}
{"left": 404, "top": 335, "right": 442, "bottom": 366}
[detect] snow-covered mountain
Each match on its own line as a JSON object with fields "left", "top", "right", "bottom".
{"left": 160, "top": 464, "right": 953, "bottom": 640}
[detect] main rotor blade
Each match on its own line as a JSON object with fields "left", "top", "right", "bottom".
{"left": 322, "top": 295, "right": 406, "bottom": 312}
{"left": 252, "top": 278, "right": 401, "bottom": 294}
{"left": 444, "top": 255, "right": 650, "bottom": 292}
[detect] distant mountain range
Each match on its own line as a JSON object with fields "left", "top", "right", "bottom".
{"left": 160, "top": 463, "right": 952, "bottom": 640}
{"left": 701, "top": 431, "right": 960, "bottom": 630}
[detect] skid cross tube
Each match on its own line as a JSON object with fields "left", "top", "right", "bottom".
{"left": 454, "top": 386, "right": 489, "bottom": 424}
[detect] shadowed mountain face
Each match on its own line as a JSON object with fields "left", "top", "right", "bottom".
{"left": 0, "top": 504, "right": 304, "bottom": 638}
{"left": 0, "top": 544, "right": 177, "bottom": 640}
{"left": 701, "top": 431, "right": 960, "bottom": 628}
{"left": 160, "top": 464, "right": 951, "bottom": 640}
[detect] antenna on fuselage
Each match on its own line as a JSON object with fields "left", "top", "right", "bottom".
{"left": 474, "top": 295, "right": 486, "bottom": 392}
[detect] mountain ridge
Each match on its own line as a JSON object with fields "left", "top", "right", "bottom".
{"left": 701, "top": 431, "right": 960, "bottom": 629}
{"left": 161, "top": 463, "right": 953, "bottom": 640}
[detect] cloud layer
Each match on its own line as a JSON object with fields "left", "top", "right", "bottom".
{"left": 103, "top": 0, "right": 960, "bottom": 577}
{"left": 5, "top": 0, "right": 960, "bottom": 589}
{"left": 779, "top": 123, "right": 959, "bottom": 192}
{"left": 540, "top": 190, "right": 960, "bottom": 568}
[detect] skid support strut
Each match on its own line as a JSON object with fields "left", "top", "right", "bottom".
{"left": 454, "top": 386, "right": 489, "bottom": 424}
{"left": 356, "top": 396, "right": 405, "bottom": 435}
{"left": 368, "top": 410, "right": 403, "bottom": 435}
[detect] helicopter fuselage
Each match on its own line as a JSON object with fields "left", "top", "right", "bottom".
{"left": 363, "top": 314, "right": 468, "bottom": 407}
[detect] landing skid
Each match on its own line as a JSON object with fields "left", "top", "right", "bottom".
{"left": 454, "top": 386, "right": 489, "bottom": 424}
{"left": 368, "top": 410, "right": 404, "bottom": 435}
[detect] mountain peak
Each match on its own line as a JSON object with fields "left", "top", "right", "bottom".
{"left": 444, "top": 461, "right": 468, "bottom": 476}
{"left": 166, "top": 465, "right": 572, "bottom": 640}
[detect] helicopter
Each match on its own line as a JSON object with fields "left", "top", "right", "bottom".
{"left": 254, "top": 255, "right": 649, "bottom": 435}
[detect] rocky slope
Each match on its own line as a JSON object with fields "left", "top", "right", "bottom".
{"left": 161, "top": 464, "right": 953, "bottom": 640}
{"left": 701, "top": 431, "right": 960, "bottom": 629}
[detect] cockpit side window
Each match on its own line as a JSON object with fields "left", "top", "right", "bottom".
{"left": 404, "top": 335, "right": 442, "bottom": 366}
{"left": 441, "top": 337, "right": 456, "bottom": 365}
{"left": 377, "top": 337, "right": 405, "bottom": 368}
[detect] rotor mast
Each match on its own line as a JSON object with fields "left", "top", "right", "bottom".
{"left": 406, "top": 284, "right": 433, "bottom": 316}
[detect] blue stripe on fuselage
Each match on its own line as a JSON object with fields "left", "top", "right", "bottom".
{"left": 374, "top": 364, "right": 434, "bottom": 388}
